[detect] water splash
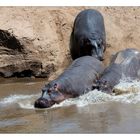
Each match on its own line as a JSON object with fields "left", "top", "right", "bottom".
{"left": 52, "top": 90, "right": 111, "bottom": 108}
{"left": 0, "top": 94, "right": 39, "bottom": 108}
{"left": 53, "top": 80, "right": 140, "bottom": 108}
{"left": 114, "top": 79, "right": 140, "bottom": 95}
{"left": 18, "top": 101, "right": 35, "bottom": 109}
{"left": 1, "top": 80, "right": 140, "bottom": 110}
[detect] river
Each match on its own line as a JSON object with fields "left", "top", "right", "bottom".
{"left": 0, "top": 78, "right": 140, "bottom": 133}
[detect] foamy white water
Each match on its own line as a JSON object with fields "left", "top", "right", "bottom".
{"left": 18, "top": 101, "right": 35, "bottom": 109}
{"left": 53, "top": 91, "right": 140, "bottom": 108}
{"left": 0, "top": 94, "right": 39, "bottom": 108}
{"left": 53, "top": 80, "right": 140, "bottom": 108}
{"left": 1, "top": 80, "right": 140, "bottom": 110}
{"left": 114, "top": 79, "right": 140, "bottom": 95}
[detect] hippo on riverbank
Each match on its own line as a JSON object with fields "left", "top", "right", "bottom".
{"left": 34, "top": 56, "right": 104, "bottom": 108}
{"left": 70, "top": 9, "right": 106, "bottom": 61}
{"left": 92, "top": 48, "right": 140, "bottom": 93}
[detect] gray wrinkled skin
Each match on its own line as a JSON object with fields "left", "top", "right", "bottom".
{"left": 94, "top": 48, "right": 140, "bottom": 93}
{"left": 70, "top": 9, "right": 106, "bottom": 61}
{"left": 34, "top": 56, "right": 104, "bottom": 108}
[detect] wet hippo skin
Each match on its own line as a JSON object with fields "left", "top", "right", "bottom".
{"left": 93, "top": 48, "right": 140, "bottom": 93}
{"left": 34, "top": 56, "right": 104, "bottom": 108}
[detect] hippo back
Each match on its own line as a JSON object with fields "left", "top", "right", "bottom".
{"left": 110, "top": 48, "right": 140, "bottom": 79}
{"left": 111, "top": 48, "right": 140, "bottom": 64}
{"left": 73, "top": 9, "right": 105, "bottom": 40}
{"left": 70, "top": 9, "right": 106, "bottom": 60}
{"left": 52, "top": 56, "right": 104, "bottom": 96}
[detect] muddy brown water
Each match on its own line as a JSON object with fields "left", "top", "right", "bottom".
{"left": 0, "top": 78, "right": 140, "bottom": 133}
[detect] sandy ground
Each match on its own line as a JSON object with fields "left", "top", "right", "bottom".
{"left": 0, "top": 7, "right": 140, "bottom": 79}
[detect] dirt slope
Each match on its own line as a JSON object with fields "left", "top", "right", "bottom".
{"left": 0, "top": 7, "right": 140, "bottom": 80}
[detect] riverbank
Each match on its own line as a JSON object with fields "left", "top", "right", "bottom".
{"left": 0, "top": 7, "right": 140, "bottom": 80}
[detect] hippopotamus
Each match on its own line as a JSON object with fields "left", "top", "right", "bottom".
{"left": 34, "top": 56, "right": 104, "bottom": 108}
{"left": 92, "top": 48, "right": 140, "bottom": 93}
{"left": 70, "top": 9, "right": 106, "bottom": 61}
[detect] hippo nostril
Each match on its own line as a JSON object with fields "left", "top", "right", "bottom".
{"left": 34, "top": 98, "right": 52, "bottom": 108}
{"left": 34, "top": 100, "right": 39, "bottom": 108}
{"left": 40, "top": 100, "right": 45, "bottom": 104}
{"left": 34, "top": 99, "right": 45, "bottom": 108}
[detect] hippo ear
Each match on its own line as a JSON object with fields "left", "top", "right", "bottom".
{"left": 54, "top": 83, "right": 60, "bottom": 90}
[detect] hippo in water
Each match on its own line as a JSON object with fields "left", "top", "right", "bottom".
{"left": 92, "top": 48, "right": 140, "bottom": 93}
{"left": 70, "top": 9, "right": 106, "bottom": 61}
{"left": 34, "top": 56, "right": 104, "bottom": 108}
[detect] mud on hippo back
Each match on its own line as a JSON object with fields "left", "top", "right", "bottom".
{"left": 70, "top": 9, "right": 106, "bottom": 61}
{"left": 34, "top": 56, "right": 104, "bottom": 108}
{"left": 92, "top": 48, "right": 140, "bottom": 93}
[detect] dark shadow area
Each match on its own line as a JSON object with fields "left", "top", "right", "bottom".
{"left": 12, "top": 70, "right": 34, "bottom": 77}
{"left": 0, "top": 29, "right": 24, "bottom": 52}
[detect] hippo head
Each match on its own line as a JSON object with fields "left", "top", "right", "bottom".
{"left": 80, "top": 38, "right": 105, "bottom": 61}
{"left": 92, "top": 80, "right": 112, "bottom": 93}
{"left": 34, "top": 83, "right": 65, "bottom": 108}
{"left": 90, "top": 39, "right": 105, "bottom": 61}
